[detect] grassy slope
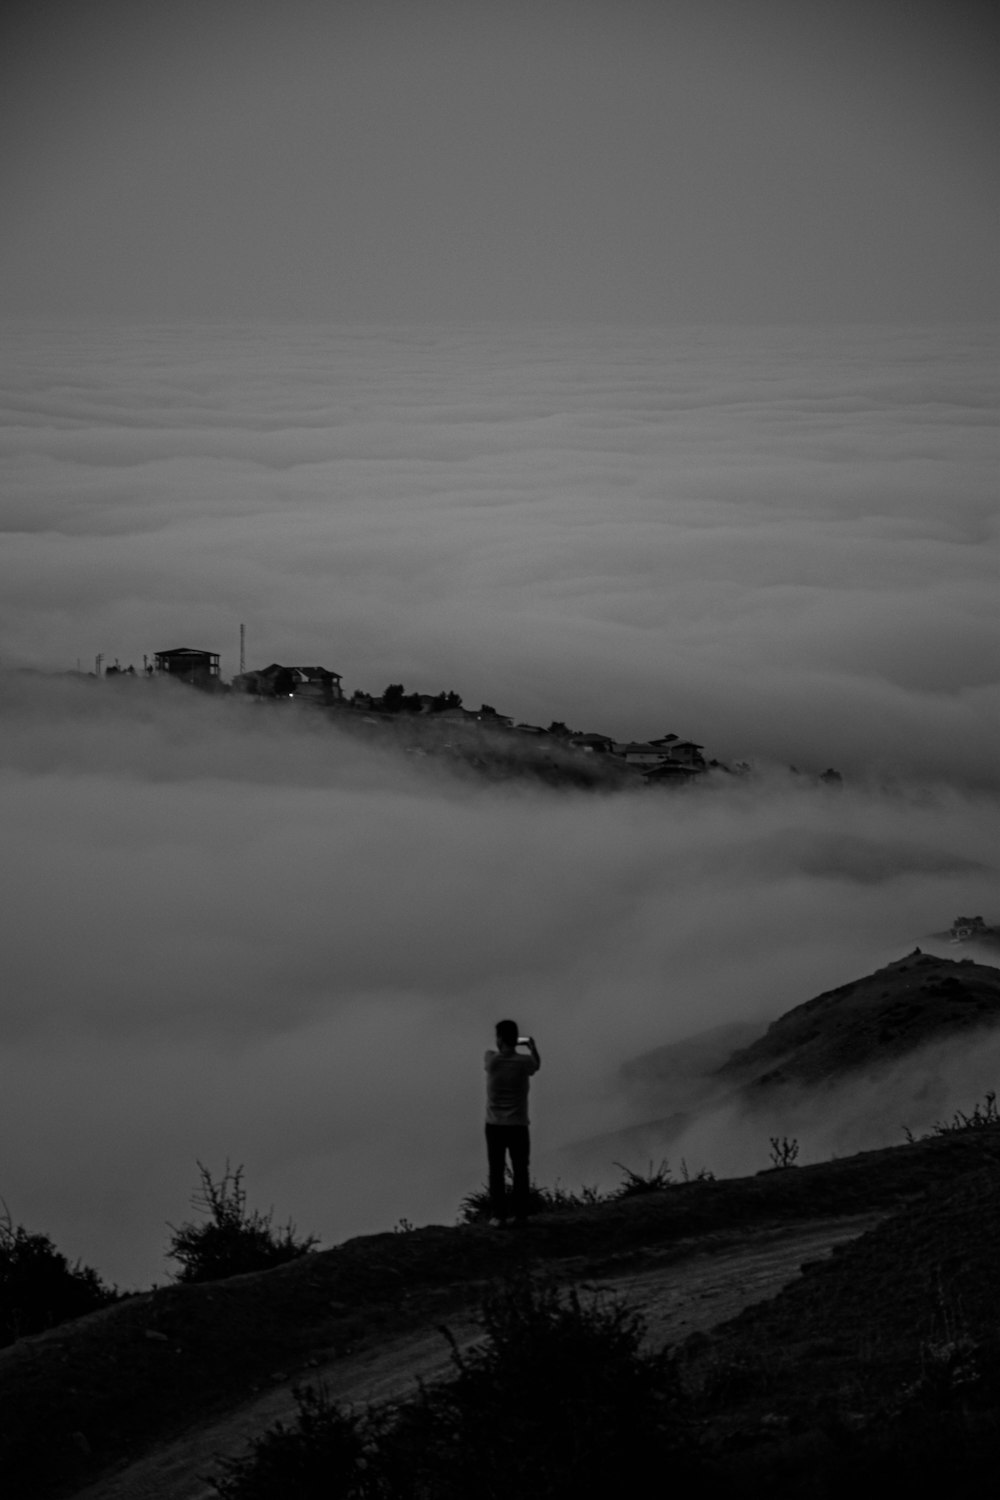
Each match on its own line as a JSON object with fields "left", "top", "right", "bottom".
{"left": 719, "top": 951, "right": 1000, "bottom": 1088}
{"left": 3, "top": 1125, "right": 1000, "bottom": 1498}
{"left": 683, "top": 1150, "right": 1000, "bottom": 1492}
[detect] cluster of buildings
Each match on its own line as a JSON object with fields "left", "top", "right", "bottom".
{"left": 949, "top": 916, "right": 1000, "bottom": 946}
{"left": 119, "top": 645, "right": 713, "bottom": 782}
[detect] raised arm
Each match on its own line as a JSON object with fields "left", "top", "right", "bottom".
{"left": 525, "top": 1035, "right": 540, "bottom": 1069}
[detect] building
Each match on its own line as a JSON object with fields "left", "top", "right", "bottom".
{"left": 154, "top": 647, "right": 221, "bottom": 689}
{"left": 642, "top": 761, "right": 704, "bottom": 787}
{"left": 612, "top": 741, "right": 670, "bottom": 766}
{"left": 659, "top": 740, "right": 706, "bottom": 768}
{"left": 237, "top": 663, "right": 344, "bottom": 703}
{"left": 568, "top": 732, "right": 615, "bottom": 754}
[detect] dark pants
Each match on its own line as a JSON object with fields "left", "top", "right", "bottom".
{"left": 485, "top": 1123, "right": 530, "bottom": 1220}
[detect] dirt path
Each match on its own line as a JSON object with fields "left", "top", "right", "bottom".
{"left": 73, "top": 1211, "right": 884, "bottom": 1500}
{"left": 588, "top": 1211, "right": 885, "bottom": 1348}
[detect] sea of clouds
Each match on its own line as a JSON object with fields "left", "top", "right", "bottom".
{"left": 1, "top": 322, "right": 997, "bottom": 1285}
{"left": 3, "top": 321, "right": 997, "bottom": 781}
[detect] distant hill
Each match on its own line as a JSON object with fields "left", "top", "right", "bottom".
{"left": 554, "top": 951, "right": 1000, "bottom": 1179}
{"left": 718, "top": 949, "right": 1000, "bottom": 1092}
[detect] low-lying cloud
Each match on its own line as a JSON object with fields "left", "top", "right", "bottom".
{"left": 2, "top": 671, "right": 997, "bottom": 1286}
{"left": 1, "top": 323, "right": 997, "bottom": 786}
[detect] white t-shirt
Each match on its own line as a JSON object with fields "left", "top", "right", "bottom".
{"left": 484, "top": 1049, "right": 539, "bottom": 1126}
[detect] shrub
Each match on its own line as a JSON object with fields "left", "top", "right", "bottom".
{"left": 211, "top": 1276, "right": 706, "bottom": 1498}
{"left": 167, "top": 1162, "right": 317, "bottom": 1284}
{"left": 768, "top": 1136, "right": 800, "bottom": 1169}
{"left": 0, "top": 1203, "right": 118, "bottom": 1347}
{"left": 208, "top": 1385, "right": 380, "bottom": 1500}
{"left": 902, "top": 1091, "right": 999, "bottom": 1143}
{"left": 613, "top": 1159, "right": 674, "bottom": 1196}
{"left": 679, "top": 1158, "right": 716, "bottom": 1183}
{"left": 932, "top": 1091, "right": 998, "bottom": 1135}
{"left": 457, "top": 1177, "right": 605, "bottom": 1224}
{"left": 379, "top": 1275, "right": 702, "bottom": 1497}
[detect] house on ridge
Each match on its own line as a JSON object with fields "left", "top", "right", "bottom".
{"left": 568, "top": 732, "right": 615, "bottom": 754}
{"left": 236, "top": 663, "right": 344, "bottom": 703}
{"left": 154, "top": 647, "right": 221, "bottom": 690}
{"left": 642, "top": 760, "right": 704, "bottom": 786}
{"left": 660, "top": 740, "right": 706, "bottom": 768}
{"left": 612, "top": 741, "right": 670, "bottom": 766}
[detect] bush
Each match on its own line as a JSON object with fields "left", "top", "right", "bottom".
{"left": 167, "top": 1162, "right": 317, "bottom": 1284}
{"left": 613, "top": 1159, "right": 674, "bottom": 1196}
{"left": 903, "top": 1091, "right": 999, "bottom": 1143}
{"left": 933, "top": 1091, "right": 998, "bottom": 1134}
{"left": 457, "top": 1177, "right": 605, "bottom": 1224}
{"left": 380, "top": 1276, "right": 699, "bottom": 1498}
{"left": 208, "top": 1385, "right": 380, "bottom": 1499}
{"left": 0, "top": 1203, "right": 118, "bottom": 1347}
{"left": 210, "top": 1276, "right": 707, "bottom": 1498}
{"left": 768, "top": 1136, "right": 800, "bottom": 1169}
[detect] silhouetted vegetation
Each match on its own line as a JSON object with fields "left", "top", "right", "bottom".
{"left": 903, "top": 1090, "right": 999, "bottom": 1144}
{"left": 457, "top": 1177, "right": 602, "bottom": 1223}
{"left": 768, "top": 1136, "right": 800, "bottom": 1169}
{"left": 456, "top": 1157, "right": 716, "bottom": 1222}
{"left": 378, "top": 684, "right": 463, "bottom": 715}
{"left": 166, "top": 1163, "right": 317, "bottom": 1284}
{"left": 613, "top": 1158, "right": 675, "bottom": 1195}
{"left": 209, "top": 1276, "right": 707, "bottom": 1498}
{"left": 4, "top": 1122, "right": 1000, "bottom": 1499}
{"left": 209, "top": 1385, "right": 378, "bottom": 1499}
{"left": 0, "top": 1204, "right": 119, "bottom": 1348}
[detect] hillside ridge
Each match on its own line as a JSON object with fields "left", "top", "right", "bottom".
{"left": 4, "top": 1124, "right": 1000, "bottom": 1499}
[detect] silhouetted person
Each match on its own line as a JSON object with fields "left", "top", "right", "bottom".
{"left": 484, "top": 1020, "right": 540, "bottom": 1224}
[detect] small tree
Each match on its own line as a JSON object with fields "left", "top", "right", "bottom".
{"left": 768, "top": 1136, "right": 800, "bottom": 1169}
{"left": 166, "top": 1163, "right": 317, "bottom": 1284}
{"left": 0, "top": 1203, "right": 118, "bottom": 1347}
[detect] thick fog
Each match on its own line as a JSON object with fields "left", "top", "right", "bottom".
{"left": 2, "top": 668, "right": 998, "bottom": 1287}
{"left": 2, "top": 323, "right": 997, "bottom": 785}
{"left": 1, "top": 322, "right": 998, "bottom": 1285}
{"left": 1, "top": 1, "right": 996, "bottom": 1293}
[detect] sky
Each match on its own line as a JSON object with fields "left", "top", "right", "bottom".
{"left": 2, "top": 0, "right": 998, "bottom": 323}
{"left": 0, "top": 1, "right": 998, "bottom": 1287}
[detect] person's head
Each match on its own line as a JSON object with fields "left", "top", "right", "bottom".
{"left": 495, "top": 1019, "right": 519, "bottom": 1049}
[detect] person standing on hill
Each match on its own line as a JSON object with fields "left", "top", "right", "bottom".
{"left": 484, "top": 1020, "right": 541, "bottom": 1225}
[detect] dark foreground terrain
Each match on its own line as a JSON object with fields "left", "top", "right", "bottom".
{"left": 3, "top": 1123, "right": 999, "bottom": 1498}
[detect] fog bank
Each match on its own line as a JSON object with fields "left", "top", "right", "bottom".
{"left": 1, "top": 323, "right": 997, "bottom": 788}
{"left": 2, "top": 673, "right": 997, "bottom": 1285}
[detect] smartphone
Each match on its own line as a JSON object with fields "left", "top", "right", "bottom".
{"left": 517, "top": 1036, "right": 530, "bottom": 1045}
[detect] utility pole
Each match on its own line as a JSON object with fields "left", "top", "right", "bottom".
{"left": 239, "top": 623, "right": 246, "bottom": 676}
{"left": 95, "top": 653, "right": 103, "bottom": 677}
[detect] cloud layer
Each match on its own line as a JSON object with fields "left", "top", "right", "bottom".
{"left": 2, "top": 670, "right": 998, "bottom": 1285}
{"left": 2, "top": 323, "right": 997, "bottom": 786}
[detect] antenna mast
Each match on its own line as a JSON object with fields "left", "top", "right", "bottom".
{"left": 239, "top": 623, "right": 246, "bottom": 676}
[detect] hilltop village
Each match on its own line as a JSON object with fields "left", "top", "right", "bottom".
{"left": 92, "top": 644, "right": 844, "bottom": 790}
